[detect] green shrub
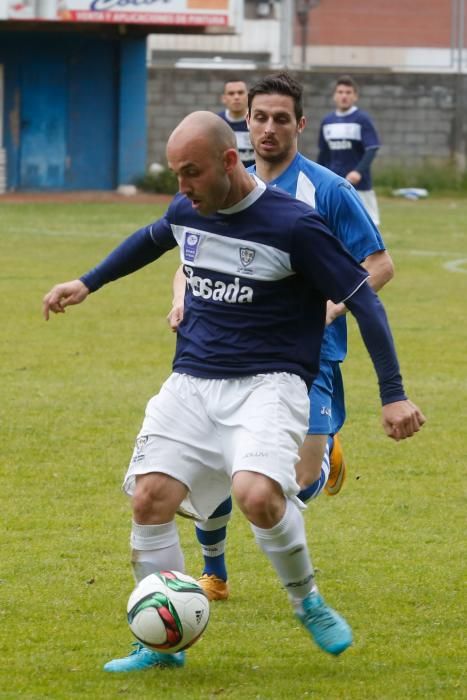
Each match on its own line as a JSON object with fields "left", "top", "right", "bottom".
{"left": 135, "top": 168, "right": 178, "bottom": 195}
{"left": 374, "top": 161, "right": 467, "bottom": 195}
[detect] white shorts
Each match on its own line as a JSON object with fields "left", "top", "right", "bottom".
{"left": 123, "top": 372, "right": 309, "bottom": 520}
{"left": 357, "top": 189, "right": 380, "bottom": 226}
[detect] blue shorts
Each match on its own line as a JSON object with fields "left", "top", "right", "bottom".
{"left": 308, "top": 359, "right": 346, "bottom": 436}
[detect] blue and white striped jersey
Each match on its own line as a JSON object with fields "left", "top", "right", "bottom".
{"left": 248, "top": 153, "right": 385, "bottom": 362}
{"left": 218, "top": 110, "right": 255, "bottom": 167}
{"left": 318, "top": 107, "right": 380, "bottom": 190}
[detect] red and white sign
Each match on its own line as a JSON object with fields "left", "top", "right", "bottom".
{"left": 2, "top": 0, "right": 237, "bottom": 27}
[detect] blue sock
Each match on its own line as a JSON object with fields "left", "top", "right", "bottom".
{"left": 195, "top": 497, "right": 232, "bottom": 581}
{"left": 297, "top": 438, "right": 332, "bottom": 503}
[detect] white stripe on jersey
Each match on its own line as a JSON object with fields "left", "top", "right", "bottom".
{"left": 296, "top": 171, "right": 316, "bottom": 208}
{"left": 323, "top": 122, "right": 362, "bottom": 141}
{"left": 170, "top": 224, "right": 295, "bottom": 282}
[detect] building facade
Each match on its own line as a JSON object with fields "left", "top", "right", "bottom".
{"left": 0, "top": 29, "right": 147, "bottom": 191}
{"left": 0, "top": 0, "right": 240, "bottom": 191}
{"left": 149, "top": 0, "right": 467, "bottom": 73}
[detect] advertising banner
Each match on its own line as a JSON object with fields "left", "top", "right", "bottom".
{"left": 2, "top": 0, "right": 236, "bottom": 27}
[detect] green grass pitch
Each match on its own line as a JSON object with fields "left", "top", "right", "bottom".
{"left": 0, "top": 196, "right": 465, "bottom": 699}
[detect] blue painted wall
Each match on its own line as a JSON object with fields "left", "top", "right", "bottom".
{"left": 0, "top": 30, "right": 147, "bottom": 190}
{"left": 118, "top": 38, "right": 147, "bottom": 187}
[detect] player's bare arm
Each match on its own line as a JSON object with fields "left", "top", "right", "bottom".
{"left": 326, "top": 250, "right": 394, "bottom": 325}
{"left": 362, "top": 249, "right": 394, "bottom": 292}
{"left": 167, "top": 265, "right": 187, "bottom": 332}
{"left": 42, "top": 279, "right": 90, "bottom": 320}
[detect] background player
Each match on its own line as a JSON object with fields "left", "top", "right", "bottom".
{"left": 43, "top": 111, "right": 424, "bottom": 672}
{"left": 318, "top": 75, "right": 381, "bottom": 225}
{"left": 169, "top": 74, "right": 393, "bottom": 602}
{"left": 218, "top": 78, "right": 255, "bottom": 168}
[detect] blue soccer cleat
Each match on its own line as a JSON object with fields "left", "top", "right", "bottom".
{"left": 103, "top": 642, "right": 186, "bottom": 672}
{"left": 297, "top": 591, "right": 352, "bottom": 656}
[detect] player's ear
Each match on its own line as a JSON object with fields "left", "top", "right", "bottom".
{"left": 297, "top": 116, "right": 306, "bottom": 134}
{"left": 223, "top": 148, "right": 238, "bottom": 172}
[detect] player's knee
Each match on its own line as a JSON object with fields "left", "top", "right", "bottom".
{"left": 133, "top": 473, "right": 184, "bottom": 523}
{"left": 233, "top": 472, "right": 283, "bottom": 524}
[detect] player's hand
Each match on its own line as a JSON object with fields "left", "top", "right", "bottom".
{"left": 43, "top": 279, "right": 90, "bottom": 320}
{"left": 167, "top": 301, "right": 184, "bottom": 332}
{"left": 346, "top": 170, "right": 362, "bottom": 186}
{"left": 382, "top": 399, "right": 426, "bottom": 441}
{"left": 326, "top": 300, "right": 347, "bottom": 325}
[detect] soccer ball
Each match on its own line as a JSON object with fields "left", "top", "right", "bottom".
{"left": 127, "top": 570, "right": 210, "bottom": 653}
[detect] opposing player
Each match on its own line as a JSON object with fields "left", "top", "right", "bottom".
{"left": 218, "top": 78, "right": 255, "bottom": 168}
{"left": 43, "top": 111, "right": 425, "bottom": 672}
{"left": 169, "top": 74, "right": 393, "bottom": 602}
{"left": 318, "top": 75, "right": 381, "bottom": 225}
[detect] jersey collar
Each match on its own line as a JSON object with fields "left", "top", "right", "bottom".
{"left": 335, "top": 106, "right": 358, "bottom": 117}
{"left": 218, "top": 175, "right": 266, "bottom": 215}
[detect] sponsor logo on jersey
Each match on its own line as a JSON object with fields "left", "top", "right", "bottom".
{"left": 184, "top": 232, "right": 201, "bottom": 262}
{"left": 185, "top": 266, "right": 254, "bottom": 304}
{"left": 328, "top": 139, "right": 353, "bottom": 151}
{"left": 323, "top": 122, "right": 362, "bottom": 140}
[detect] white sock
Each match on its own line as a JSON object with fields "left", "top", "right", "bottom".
{"left": 130, "top": 520, "right": 185, "bottom": 583}
{"left": 251, "top": 499, "right": 316, "bottom": 608}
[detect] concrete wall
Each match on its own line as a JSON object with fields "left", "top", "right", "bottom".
{"left": 147, "top": 68, "right": 467, "bottom": 173}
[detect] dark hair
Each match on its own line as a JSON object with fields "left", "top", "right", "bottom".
{"left": 335, "top": 75, "right": 359, "bottom": 92}
{"left": 223, "top": 78, "right": 248, "bottom": 90}
{"left": 248, "top": 72, "right": 303, "bottom": 121}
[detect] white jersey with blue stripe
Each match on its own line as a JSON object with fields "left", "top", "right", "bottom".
{"left": 248, "top": 154, "right": 385, "bottom": 362}
{"left": 150, "top": 178, "right": 368, "bottom": 387}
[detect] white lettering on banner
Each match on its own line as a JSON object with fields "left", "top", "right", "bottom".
{"left": 91, "top": 0, "right": 170, "bottom": 9}
{"left": 185, "top": 266, "right": 253, "bottom": 304}
{"left": 73, "top": 10, "right": 228, "bottom": 23}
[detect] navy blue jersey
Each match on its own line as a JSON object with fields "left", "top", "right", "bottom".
{"left": 318, "top": 107, "right": 380, "bottom": 190}
{"left": 82, "top": 179, "right": 368, "bottom": 389}
{"left": 218, "top": 110, "right": 255, "bottom": 168}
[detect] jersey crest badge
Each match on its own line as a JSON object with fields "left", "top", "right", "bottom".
{"left": 239, "top": 247, "right": 255, "bottom": 267}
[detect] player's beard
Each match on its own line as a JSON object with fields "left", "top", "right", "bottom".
{"left": 256, "top": 142, "right": 294, "bottom": 165}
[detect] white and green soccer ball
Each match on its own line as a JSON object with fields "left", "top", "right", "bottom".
{"left": 127, "top": 571, "right": 210, "bottom": 653}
